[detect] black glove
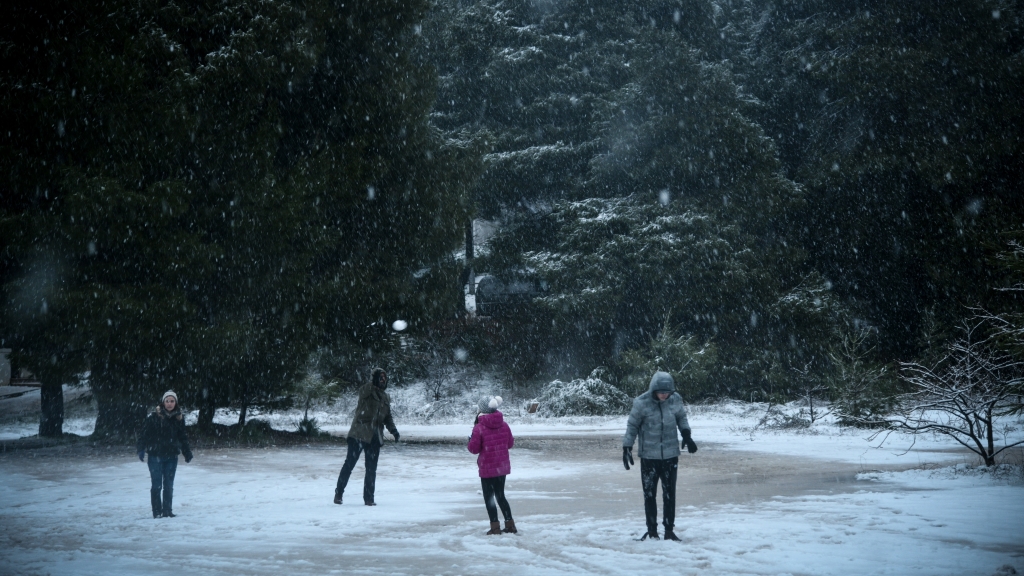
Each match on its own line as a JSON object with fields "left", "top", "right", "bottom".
{"left": 393, "top": 431, "right": 400, "bottom": 443}
{"left": 622, "top": 446, "right": 634, "bottom": 470}
{"left": 682, "top": 429, "right": 698, "bottom": 454}
{"left": 138, "top": 450, "right": 146, "bottom": 462}
{"left": 184, "top": 453, "right": 193, "bottom": 463}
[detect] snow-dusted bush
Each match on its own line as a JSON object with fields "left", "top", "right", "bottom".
{"left": 536, "top": 372, "right": 631, "bottom": 417}
{"left": 414, "top": 400, "right": 469, "bottom": 422}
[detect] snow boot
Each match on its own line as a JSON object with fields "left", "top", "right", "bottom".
{"left": 664, "top": 529, "right": 681, "bottom": 541}
{"left": 161, "top": 488, "right": 173, "bottom": 518}
{"left": 334, "top": 490, "right": 342, "bottom": 505}
{"left": 486, "top": 521, "right": 502, "bottom": 535}
{"left": 637, "top": 531, "right": 660, "bottom": 541}
{"left": 150, "top": 489, "right": 162, "bottom": 518}
{"left": 502, "top": 519, "right": 518, "bottom": 534}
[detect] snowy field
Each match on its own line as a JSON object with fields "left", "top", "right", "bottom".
{"left": 1, "top": 386, "right": 1023, "bottom": 575}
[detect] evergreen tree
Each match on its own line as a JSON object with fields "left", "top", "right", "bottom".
{"left": 2, "top": 0, "right": 472, "bottom": 438}
{"left": 479, "top": 24, "right": 840, "bottom": 393}
{"left": 737, "top": 0, "right": 1024, "bottom": 358}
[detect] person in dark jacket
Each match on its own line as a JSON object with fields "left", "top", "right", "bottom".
{"left": 468, "top": 395, "right": 516, "bottom": 535}
{"left": 622, "top": 371, "right": 698, "bottom": 541}
{"left": 136, "top": 390, "right": 194, "bottom": 518}
{"left": 334, "top": 368, "right": 400, "bottom": 506}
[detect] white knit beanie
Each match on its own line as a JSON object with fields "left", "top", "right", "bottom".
{"left": 478, "top": 395, "right": 502, "bottom": 414}
{"left": 162, "top": 390, "right": 178, "bottom": 403}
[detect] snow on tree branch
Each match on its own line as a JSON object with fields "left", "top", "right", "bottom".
{"left": 885, "top": 319, "right": 1024, "bottom": 466}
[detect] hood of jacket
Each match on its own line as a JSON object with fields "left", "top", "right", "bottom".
{"left": 649, "top": 371, "right": 675, "bottom": 395}
{"left": 478, "top": 410, "right": 505, "bottom": 429}
{"left": 359, "top": 382, "right": 385, "bottom": 403}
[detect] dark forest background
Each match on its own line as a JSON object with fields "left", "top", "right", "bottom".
{"left": 2, "top": 0, "right": 1022, "bottom": 438}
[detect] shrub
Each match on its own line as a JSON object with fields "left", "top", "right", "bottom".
{"left": 536, "top": 370, "right": 631, "bottom": 416}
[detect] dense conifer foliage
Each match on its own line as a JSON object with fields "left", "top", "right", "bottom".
{"left": 1, "top": 0, "right": 471, "bottom": 437}
{"left": 736, "top": 0, "right": 1024, "bottom": 359}
{"left": 1, "top": 0, "right": 1020, "bottom": 428}
{"left": 426, "top": 0, "right": 1022, "bottom": 396}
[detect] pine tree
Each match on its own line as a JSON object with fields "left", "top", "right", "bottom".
{"left": 736, "top": 0, "right": 1024, "bottom": 358}
{"left": 2, "top": 0, "right": 472, "bottom": 438}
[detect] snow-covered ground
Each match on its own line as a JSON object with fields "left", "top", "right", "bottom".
{"left": 1, "top": 385, "right": 1023, "bottom": 575}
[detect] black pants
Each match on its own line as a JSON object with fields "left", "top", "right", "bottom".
{"left": 336, "top": 435, "right": 381, "bottom": 504}
{"left": 481, "top": 475, "right": 513, "bottom": 523}
{"left": 640, "top": 457, "right": 678, "bottom": 533}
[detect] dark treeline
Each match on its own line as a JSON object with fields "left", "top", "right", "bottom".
{"left": 1, "top": 0, "right": 475, "bottom": 438}
{"left": 422, "top": 0, "right": 1024, "bottom": 400}
{"left": 1, "top": 0, "right": 1022, "bottom": 437}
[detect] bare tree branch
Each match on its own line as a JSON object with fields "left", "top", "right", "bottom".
{"left": 884, "top": 318, "right": 1024, "bottom": 466}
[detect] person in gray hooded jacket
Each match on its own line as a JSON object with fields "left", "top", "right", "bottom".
{"left": 622, "top": 371, "right": 698, "bottom": 541}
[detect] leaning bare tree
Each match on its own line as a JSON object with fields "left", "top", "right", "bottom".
{"left": 886, "top": 319, "right": 1024, "bottom": 466}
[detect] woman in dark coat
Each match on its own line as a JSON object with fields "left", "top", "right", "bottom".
{"left": 136, "top": 390, "right": 194, "bottom": 518}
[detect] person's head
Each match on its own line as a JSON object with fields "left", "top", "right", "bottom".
{"left": 649, "top": 371, "right": 675, "bottom": 402}
{"left": 478, "top": 395, "right": 503, "bottom": 414}
{"left": 371, "top": 367, "right": 387, "bottom": 389}
{"left": 161, "top": 390, "right": 178, "bottom": 411}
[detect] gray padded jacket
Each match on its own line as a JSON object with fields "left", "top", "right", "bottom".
{"left": 622, "top": 372, "right": 691, "bottom": 460}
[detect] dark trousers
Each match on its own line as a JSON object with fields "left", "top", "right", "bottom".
{"left": 480, "top": 475, "right": 513, "bottom": 523}
{"left": 148, "top": 455, "right": 178, "bottom": 515}
{"left": 640, "top": 457, "right": 678, "bottom": 533}
{"left": 336, "top": 435, "right": 381, "bottom": 504}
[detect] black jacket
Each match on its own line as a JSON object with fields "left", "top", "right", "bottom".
{"left": 136, "top": 407, "right": 193, "bottom": 460}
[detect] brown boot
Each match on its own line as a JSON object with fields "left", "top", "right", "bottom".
{"left": 502, "top": 519, "right": 517, "bottom": 534}
{"left": 486, "top": 521, "right": 502, "bottom": 535}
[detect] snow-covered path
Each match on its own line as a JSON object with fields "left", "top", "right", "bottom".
{"left": 1, "top": 434, "right": 1021, "bottom": 576}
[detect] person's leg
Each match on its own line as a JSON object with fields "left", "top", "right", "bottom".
{"left": 640, "top": 458, "right": 661, "bottom": 537}
{"left": 492, "top": 475, "right": 513, "bottom": 521}
{"left": 481, "top": 476, "right": 504, "bottom": 534}
{"left": 661, "top": 458, "right": 678, "bottom": 536}
{"left": 335, "top": 437, "right": 364, "bottom": 499}
{"left": 147, "top": 456, "right": 162, "bottom": 517}
{"left": 493, "top": 475, "right": 517, "bottom": 533}
{"left": 362, "top": 437, "right": 381, "bottom": 504}
{"left": 161, "top": 456, "right": 178, "bottom": 516}
{"left": 480, "top": 477, "right": 499, "bottom": 522}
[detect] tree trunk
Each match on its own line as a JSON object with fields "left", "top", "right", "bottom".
{"left": 237, "top": 382, "right": 249, "bottom": 427}
{"left": 197, "top": 386, "right": 215, "bottom": 431}
{"left": 91, "top": 366, "right": 149, "bottom": 442}
{"left": 465, "top": 219, "right": 475, "bottom": 295}
{"left": 985, "top": 405, "right": 996, "bottom": 467}
{"left": 92, "top": 389, "right": 149, "bottom": 442}
{"left": 38, "top": 383, "right": 65, "bottom": 437}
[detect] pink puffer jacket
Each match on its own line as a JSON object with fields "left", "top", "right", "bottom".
{"left": 468, "top": 411, "right": 514, "bottom": 478}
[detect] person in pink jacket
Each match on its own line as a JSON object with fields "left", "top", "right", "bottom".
{"left": 468, "top": 395, "right": 517, "bottom": 535}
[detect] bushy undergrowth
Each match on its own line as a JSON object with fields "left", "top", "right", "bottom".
{"left": 535, "top": 371, "right": 631, "bottom": 417}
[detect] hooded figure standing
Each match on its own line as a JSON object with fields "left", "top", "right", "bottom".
{"left": 335, "top": 368, "right": 399, "bottom": 506}
{"left": 622, "top": 371, "right": 698, "bottom": 541}
{"left": 136, "top": 390, "right": 194, "bottom": 518}
{"left": 468, "top": 395, "right": 516, "bottom": 535}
